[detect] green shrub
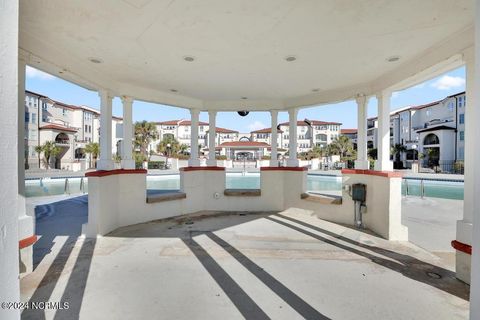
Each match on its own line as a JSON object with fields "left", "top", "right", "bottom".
{"left": 148, "top": 161, "right": 165, "bottom": 169}
{"left": 216, "top": 155, "right": 227, "bottom": 160}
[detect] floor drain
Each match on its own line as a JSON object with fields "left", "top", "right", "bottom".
{"left": 426, "top": 272, "right": 442, "bottom": 279}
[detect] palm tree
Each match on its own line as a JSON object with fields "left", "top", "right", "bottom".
{"left": 391, "top": 144, "right": 407, "bottom": 162}
{"left": 328, "top": 135, "right": 354, "bottom": 159}
{"left": 40, "top": 141, "right": 61, "bottom": 169}
{"left": 34, "top": 145, "right": 43, "bottom": 168}
{"left": 85, "top": 142, "right": 100, "bottom": 168}
{"left": 134, "top": 121, "right": 158, "bottom": 158}
{"left": 156, "top": 135, "right": 181, "bottom": 156}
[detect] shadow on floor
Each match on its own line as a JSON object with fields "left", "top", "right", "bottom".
{"left": 268, "top": 213, "right": 470, "bottom": 301}
{"left": 23, "top": 195, "right": 94, "bottom": 320}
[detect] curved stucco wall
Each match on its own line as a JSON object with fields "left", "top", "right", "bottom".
{"left": 83, "top": 169, "right": 407, "bottom": 242}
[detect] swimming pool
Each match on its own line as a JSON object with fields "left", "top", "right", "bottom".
{"left": 25, "top": 173, "right": 464, "bottom": 200}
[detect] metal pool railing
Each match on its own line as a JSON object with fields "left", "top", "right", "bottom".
{"left": 403, "top": 177, "right": 464, "bottom": 199}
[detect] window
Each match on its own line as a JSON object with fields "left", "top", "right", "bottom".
{"left": 316, "top": 134, "right": 327, "bottom": 141}
{"left": 448, "top": 102, "right": 454, "bottom": 112}
{"left": 460, "top": 131, "right": 465, "bottom": 141}
{"left": 85, "top": 124, "right": 88, "bottom": 132}
{"left": 426, "top": 109, "right": 431, "bottom": 117}
{"left": 31, "top": 113, "right": 37, "bottom": 124}
{"left": 459, "top": 113, "right": 465, "bottom": 124}
{"left": 423, "top": 133, "right": 439, "bottom": 145}
{"left": 25, "top": 112, "right": 29, "bottom": 123}
{"left": 458, "top": 96, "right": 464, "bottom": 107}
{"left": 42, "top": 102, "right": 47, "bottom": 110}
{"left": 63, "top": 109, "right": 68, "bottom": 116}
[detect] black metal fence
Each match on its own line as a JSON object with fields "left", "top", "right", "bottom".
{"left": 420, "top": 160, "right": 464, "bottom": 174}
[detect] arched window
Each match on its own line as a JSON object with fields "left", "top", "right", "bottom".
{"left": 423, "top": 133, "right": 439, "bottom": 145}
{"left": 55, "top": 133, "right": 69, "bottom": 145}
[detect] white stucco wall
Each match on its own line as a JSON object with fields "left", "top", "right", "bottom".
{"left": 0, "top": 0, "right": 21, "bottom": 318}
{"left": 84, "top": 169, "right": 407, "bottom": 243}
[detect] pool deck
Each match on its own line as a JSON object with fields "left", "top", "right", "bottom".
{"left": 21, "top": 196, "right": 469, "bottom": 319}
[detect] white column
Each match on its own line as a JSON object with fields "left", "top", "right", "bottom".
{"left": 287, "top": 108, "right": 299, "bottom": 167}
{"left": 270, "top": 110, "right": 279, "bottom": 167}
{"left": 0, "top": 0, "right": 21, "bottom": 317}
{"left": 121, "top": 96, "right": 135, "bottom": 169}
{"left": 355, "top": 94, "right": 369, "bottom": 169}
{"left": 97, "top": 89, "right": 114, "bottom": 170}
{"left": 17, "top": 52, "right": 34, "bottom": 275}
{"left": 207, "top": 110, "right": 217, "bottom": 166}
{"left": 188, "top": 109, "right": 200, "bottom": 166}
{"left": 470, "top": 1, "right": 480, "bottom": 317}
{"left": 374, "top": 90, "right": 393, "bottom": 171}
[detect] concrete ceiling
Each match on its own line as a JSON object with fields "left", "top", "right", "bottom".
{"left": 19, "top": 0, "right": 474, "bottom": 111}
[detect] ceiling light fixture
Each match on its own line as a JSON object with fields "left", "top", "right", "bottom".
{"left": 170, "top": 89, "right": 178, "bottom": 93}
{"left": 241, "top": 97, "right": 248, "bottom": 100}
{"left": 312, "top": 88, "right": 320, "bottom": 92}
{"left": 386, "top": 56, "right": 400, "bottom": 62}
{"left": 183, "top": 56, "right": 195, "bottom": 62}
{"left": 88, "top": 57, "right": 103, "bottom": 64}
{"left": 285, "top": 55, "right": 297, "bottom": 62}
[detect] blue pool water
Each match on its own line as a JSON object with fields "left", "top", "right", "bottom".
{"left": 25, "top": 173, "right": 464, "bottom": 200}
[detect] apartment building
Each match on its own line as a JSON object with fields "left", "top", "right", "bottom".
{"left": 153, "top": 120, "right": 239, "bottom": 154}
{"left": 367, "top": 91, "right": 466, "bottom": 169}
{"left": 250, "top": 120, "right": 342, "bottom": 153}
{"left": 24, "top": 90, "right": 122, "bottom": 170}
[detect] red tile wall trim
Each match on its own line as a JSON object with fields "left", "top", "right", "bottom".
{"left": 19, "top": 235, "right": 38, "bottom": 249}
{"left": 260, "top": 166, "right": 308, "bottom": 171}
{"left": 180, "top": 166, "right": 226, "bottom": 172}
{"left": 451, "top": 240, "right": 472, "bottom": 255}
{"left": 85, "top": 169, "right": 147, "bottom": 177}
{"left": 341, "top": 169, "right": 403, "bottom": 178}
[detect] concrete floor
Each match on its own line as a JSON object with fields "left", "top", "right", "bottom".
{"left": 21, "top": 199, "right": 469, "bottom": 320}
{"left": 402, "top": 196, "right": 463, "bottom": 269}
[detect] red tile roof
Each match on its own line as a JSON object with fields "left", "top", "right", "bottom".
{"left": 219, "top": 141, "right": 270, "bottom": 148}
{"left": 210, "top": 127, "right": 239, "bottom": 133}
{"left": 156, "top": 120, "right": 209, "bottom": 126}
{"left": 25, "top": 90, "right": 123, "bottom": 120}
{"left": 39, "top": 124, "right": 77, "bottom": 133}
{"left": 279, "top": 120, "right": 341, "bottom": 126}
{"left": 341, "top": 129, "right": 357, "bottom": 134}
{"left": 251, "top": 127, "right": 284, "bottom": 133}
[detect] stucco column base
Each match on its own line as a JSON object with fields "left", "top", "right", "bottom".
{"left": 19, "top": 246, "right": 33, "bottom": 276}
{"left": 454, "top": 219, "right": 473, "bottom": 283}
{"left": 18, "top": 214, "right": 34, "bottom": 275}
{"left": 455, "top": 251, "right": 471, "bottom": 284}
{"left": 354, "top": 160, "right": 369, "bottom": 170}
{"left": 207, "top": 159, "right": 217, "bottom": 166}
{"left": 287, "top": 158, "right": 299, "bottom": 167}
{"left": 374, "top": 160, "right": 393, "bottom": 171}
{"left": 97, "top": 159, "right": 114, "bottom": 170}
{"left": 269, "top": 159, "right": 278, "bottom": 167}
{"left": 121, "top": 159, "right": 135, "bottom": 169}
{"left": 188, "top": 159, "right": 200, "bottom": 166}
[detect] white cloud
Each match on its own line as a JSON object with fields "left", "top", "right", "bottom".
{"left": 248, "top": 121, "right": 266, "bottom": 131}
{"left": 26, "top": 66, "right": 55, "bottom": 80}
{"left": 430, "top": 75, "right": 465, "bottom": 90}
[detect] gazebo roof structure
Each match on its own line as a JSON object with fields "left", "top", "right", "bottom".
{"left": 19, "top": 0, "right": 473, "bottom": 111}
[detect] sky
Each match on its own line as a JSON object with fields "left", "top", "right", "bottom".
{"left": 26, "top": 65, "right": 465, "bottom": 132}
